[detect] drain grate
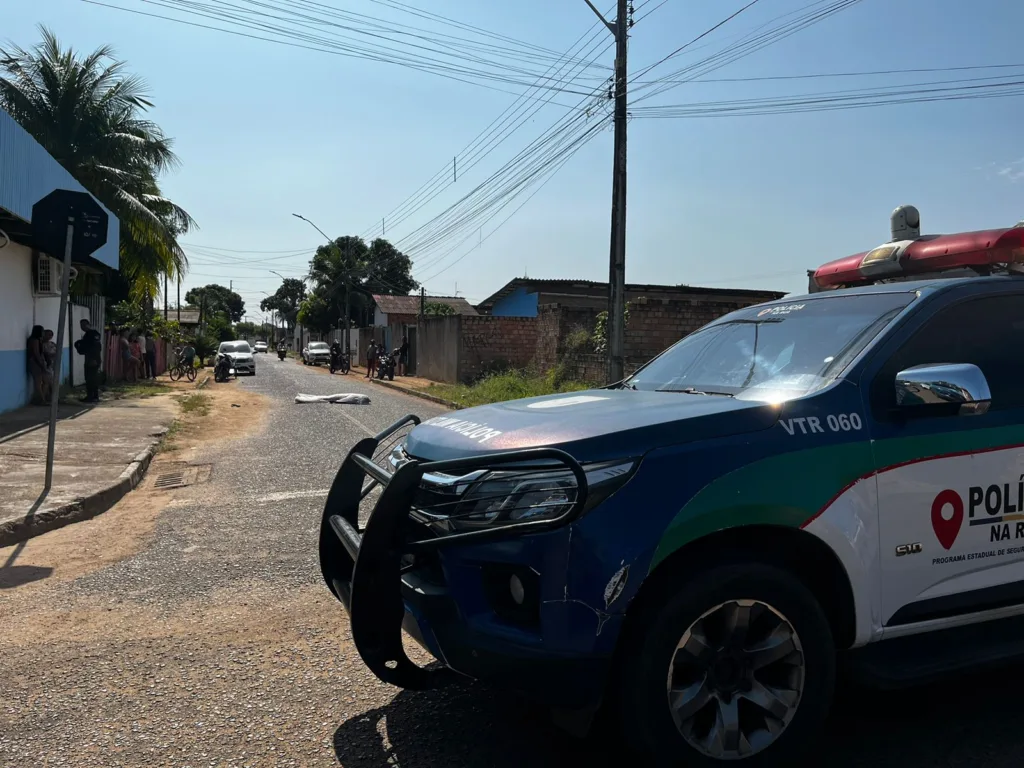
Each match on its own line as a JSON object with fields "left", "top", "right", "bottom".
{"left": 152, "top": 464, "right": 212, "bottom": 491}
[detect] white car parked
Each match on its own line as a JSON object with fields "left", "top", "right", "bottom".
{"left": 254, "top": 341, "right": 268, "bottom": 354}
{"left": 302, "top": 341, "right": 331, "bottom": 366}
{"left": 218, "top": 341, "right": 256, "bottom": 375}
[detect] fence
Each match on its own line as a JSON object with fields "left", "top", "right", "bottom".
{"left": 103, "top": 331, "right": 168, "bottom": 381}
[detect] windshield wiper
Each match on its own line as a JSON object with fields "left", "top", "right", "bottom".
{"left": 656, "top": 386, "right": 734, "bottom": 397}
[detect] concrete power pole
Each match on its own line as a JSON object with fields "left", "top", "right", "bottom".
{"left": 585, "top": 0, "right": 629, "bottom": 382}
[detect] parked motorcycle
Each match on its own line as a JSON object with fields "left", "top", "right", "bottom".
{"left": 376, "top": 349, "right": 397, "bottom": 381}
{"left": 214, "top": 352, "right": 235, "bottom": 383}
{"left": 329, "top": 350, "right": 351, "bottom": 375}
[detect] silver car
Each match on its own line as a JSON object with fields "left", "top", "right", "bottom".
{"left": 303, "top": 341, "right": 331, "bottom": 366}
{"left": 218, "top": 340, "right": 256, "bottom": 376}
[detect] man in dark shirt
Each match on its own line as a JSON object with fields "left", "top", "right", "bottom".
{"left": 75, "top": 319, "right": 103, "bottom": 402}
{"left": 399, "top": 335, "right": 410, "bottom": 376}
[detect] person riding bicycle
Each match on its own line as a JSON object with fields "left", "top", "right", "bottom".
{"left": 181, "top": 342, "right": 196, "bottom": 368}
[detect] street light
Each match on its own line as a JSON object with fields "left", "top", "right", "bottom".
{"left": 292, "top": 212, "right": 355, "bottom": 356}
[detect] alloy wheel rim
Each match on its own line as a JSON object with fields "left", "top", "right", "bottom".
{"left": 666, "top": 599, "right": 805, "bottom": 761}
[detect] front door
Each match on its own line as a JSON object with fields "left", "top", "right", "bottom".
{"left": 869, "top": 292, "right": 1024, "bottom": 629}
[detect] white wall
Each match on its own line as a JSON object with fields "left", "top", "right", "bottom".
{"left": 374, "top": 307, "right": 387, "bottom": 327}
{"left": 0, "top": 240, "right": 89, "bottom": 413}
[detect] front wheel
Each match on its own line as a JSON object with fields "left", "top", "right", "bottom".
{"left": 186, "top": 366, "right": 197, "bottom": 382}
{"left": 169, "top": 365, "right": 182, "bottom": 382}
{"left": 617, "top": 563, "right": 835, "bottom": 767}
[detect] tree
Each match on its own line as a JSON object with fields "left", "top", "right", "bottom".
{"left": 185, "top": 284, "right": 245, "bottom": 323}
{"left": 207, "top": 311, "right": 235, "bottom": 342}
{"left": 307, "top": 236, "right": 418, "bottom": 327}
{"left": 0, "top": 27, "right": 195, "bottom": 300}
{"left": 424, "top": 302, "right": 456, "bottom": 316}
{"left": 296, "top": 289, "right": 335, "bottom": 335}
{"left": 234, "top": 321, "right": 257, "bottom": 339}
{"left": 260, "top": 278, "right": 306, "bottom": 330}
{"left": 593, "top": 302, "right": 631, "bottom": 354}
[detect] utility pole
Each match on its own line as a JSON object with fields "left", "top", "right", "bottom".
{"left": 177, "top": 278, "right": 180, "bottom": 322}
{"left": 584, "top": 0, "right": 630, "bottom": 382}
{"left": 164, "top": 273, "right": 168, "bottom": 320}
{"left": 420, "top": 286, "right": 426, "bottom": 317}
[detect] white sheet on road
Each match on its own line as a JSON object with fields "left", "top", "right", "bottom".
{"left": 294, "top": 393, "right": 371, "bottom": 405}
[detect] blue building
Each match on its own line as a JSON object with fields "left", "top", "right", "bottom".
{"left": 477, "top": 278, "right": 783, "bottom": 317}
{"left": 0, "top": 106, "right": 119, "bottom": 413}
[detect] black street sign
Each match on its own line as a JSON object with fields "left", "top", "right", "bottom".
{"left": 31, "top": 189, "right": 109, "bottom": 260}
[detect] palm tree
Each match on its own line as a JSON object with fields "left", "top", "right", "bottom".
{"left": 0, "top": 26, "right": 194, "bottom": 299}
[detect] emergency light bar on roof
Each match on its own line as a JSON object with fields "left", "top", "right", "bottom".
{"left": 813, "top": 205, "right": 1024, "bottom": 289}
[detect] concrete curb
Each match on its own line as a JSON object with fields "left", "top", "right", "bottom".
{"left": 370, "top": 379, "right": 460, "bottom": 410}
{"left": 0, "top": 437, "right": 163, "bottom": 549}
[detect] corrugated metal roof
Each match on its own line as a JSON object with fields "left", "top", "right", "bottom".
{"left": 373, "top": 294, "right": 478, "bottom": 316}
{"left": 0, "top": 107, "right": 119, "bottom": 269}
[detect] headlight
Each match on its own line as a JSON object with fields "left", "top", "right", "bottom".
{"left": 414, "top": 459, "right": 636, "bottom": 534}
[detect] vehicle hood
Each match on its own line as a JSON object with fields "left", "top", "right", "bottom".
{"left": 403, "top": 389, "right": 781, "bottom": 463}
{"left": 225, "top": 351, "right": 253, "bottom": 360}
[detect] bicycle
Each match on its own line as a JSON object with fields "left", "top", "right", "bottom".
{"left": 168, "top": 350, "right": 197, "bottom": 382}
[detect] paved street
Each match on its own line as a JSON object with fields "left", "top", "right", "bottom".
{"left": 3, "top": 356, "right": 1024, "bottom": 767}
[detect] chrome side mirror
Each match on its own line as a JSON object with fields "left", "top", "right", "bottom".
{"left": 895, "top": 363, "right": 991, "bottom": 416}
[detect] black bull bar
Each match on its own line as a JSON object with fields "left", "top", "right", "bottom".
{"left": 318, "top": 415, "right": 588, "bottom": 690}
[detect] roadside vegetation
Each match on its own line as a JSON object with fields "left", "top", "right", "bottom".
{"left": 426, "top": 369, "right": 594, "bottom": 409}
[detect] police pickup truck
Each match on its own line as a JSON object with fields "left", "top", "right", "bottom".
{"left": 319, "top": 206, "right": 1024, "bottom": 766}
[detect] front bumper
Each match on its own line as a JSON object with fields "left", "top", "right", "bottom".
{"left": 318, "top": 416, "right": 616, "bottom": 709}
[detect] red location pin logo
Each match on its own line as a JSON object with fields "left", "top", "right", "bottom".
{"left": 931, "top": 489, "right": 964, "bottom": 551}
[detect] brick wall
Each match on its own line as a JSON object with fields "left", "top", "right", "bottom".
{"left": 536, "top": 295, "right": 770, "bottom": 384}
{"left": 459, "top": 316, "right": 537, "bottom": 382}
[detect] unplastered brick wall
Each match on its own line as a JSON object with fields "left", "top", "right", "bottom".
{"left": 459, "top": 315, "right": 538, "bottom": 382}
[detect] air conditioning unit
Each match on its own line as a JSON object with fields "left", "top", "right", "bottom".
{"left": 35, "top": 255, "right": 64, "bottom": 295}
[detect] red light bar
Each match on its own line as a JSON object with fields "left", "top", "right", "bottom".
{"left": 814, "top": 227, "right": 1024, "bottom": 288}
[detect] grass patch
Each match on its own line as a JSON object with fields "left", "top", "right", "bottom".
{"left": 426, "top": 370, "right": 594, "bottom": 408}
{"left": 178, "top": 392, "right": 211, "bottom": 416}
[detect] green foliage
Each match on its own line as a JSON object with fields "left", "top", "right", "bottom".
{"left": 296, "top": 290, "right": 335, "bottom": 334}
{"left": 260, "top": 278, "right": 306, "bottom": 329}
{"left": 178, "top": 392, "right": 210, "bottom": 415}
{"left": 152, "top": 318, "right": 185, "bottom": 346}
{"left": 109, "top": 298, "right": 151, "bottom": 332}
{"left": 185, "top": 284, "right": 245, "bottom": 323}
{"left": 592, "top": 302, "right": 632, "bottom": 354}
{"left": 0, "top": 27, "right": 194, "bottom": 300}
{"left": 428, "top": 370, "right": 592, "bottom": 409}
{"left": 234, "top": 321, "right": 257, "bottom": 339}
{"left": 189, "top": 330, "right": 217, "bottom": 365}
{"left": 306, "top": 235, "right": 418, "bottom": 327}
{"left": 423, "top": 301, "right": 456, "bottom": 316}
{"left": 207, "top": 311, "right": 234, "bottom": 342}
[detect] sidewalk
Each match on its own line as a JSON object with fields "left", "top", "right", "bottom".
{"left": 0, "top": 396, "right": 178, "bottom": 546}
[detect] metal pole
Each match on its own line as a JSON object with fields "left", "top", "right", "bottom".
{"left": 44, "top": 220, "right": 75, "bottom": 496}
{"left": 164, "top": 273, "right": 168, "bottom": 320}
{"left": 344, "top": 277, "right": 351, "bottom": 357}
{"left": 177, "top": 278, "right": 181, "bottom": 322}
{"left": 606, "top": 0, "right": 629, "bottom": 383}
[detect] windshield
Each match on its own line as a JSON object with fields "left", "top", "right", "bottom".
{"left": 625, "top": 293, "right": 914, "bottom": 402}
{"left": 219, "top": 342, "right": 251, "bottom": 354}
{"left": 310, "top": 342, "right": 329, "bottom": 350}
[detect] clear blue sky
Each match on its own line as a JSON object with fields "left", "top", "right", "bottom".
{"left": 6, "top": 0, "right": 1024, "bottom": 323}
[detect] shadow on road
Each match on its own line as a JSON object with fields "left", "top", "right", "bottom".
{"left": 333, "top": 665, "right": 1024, "bottom": 768}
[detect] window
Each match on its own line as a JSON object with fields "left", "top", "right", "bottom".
{"left": 626, "top": 292, "right": 914, "bottom": 402}
{"left": 872, "top": 294, "right": 1024, "bottom": 413}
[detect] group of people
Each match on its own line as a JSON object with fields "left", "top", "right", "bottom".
{"left": 25, "top": 321, "right": 160, "bottom": 407}
{"left": 364, "top": 336, "right": 410, "bottom": 378}
{"left": 26, "top": 319, "right": 104, "bottom": 405}
{"left": 116, "top": 328, "right": 157, "bottom": 383}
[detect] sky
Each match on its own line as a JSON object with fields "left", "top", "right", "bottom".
{"left": 6, "top": 0, "right": 1024, "bottom": 325}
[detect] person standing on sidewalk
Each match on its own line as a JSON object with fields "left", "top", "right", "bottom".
{"left": 145, "top": 334, "right": 157, "bottom": 379}
{"left": 75, "top": 319, "right": 103, "bottom": 403}
{"left": 26, "top": 325, "right": 47, "bottom": 405}
{"left": 365, "top": 339, "right": 378, "bottom": 379}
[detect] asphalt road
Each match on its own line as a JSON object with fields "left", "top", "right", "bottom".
{"left": 4, "top": 356, "right": 1024, "bottom": 766}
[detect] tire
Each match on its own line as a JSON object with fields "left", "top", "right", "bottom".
{"left": 186, "top": 367, "right": 197, "bottom": 382}
{"left": 617, "top": 562, "right": 835, "bottom": 767}
{"left": 169, "top": 366, "right": 182, "bottom": 382}
{"left": 388, "top": 371, "right": 394, "bottom": 381}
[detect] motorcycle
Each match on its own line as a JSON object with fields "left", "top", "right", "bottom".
{"left": 376, "top": 349, "right": 397, "bottom": 381}
{"left": 214, "top": 352, "right": 235, "bottom": 383}
{"left": 277, "top": 347, "right": 287, "bottom": 361}
{"left": 329, "top": 349, "right": 351, "bottom": 375}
